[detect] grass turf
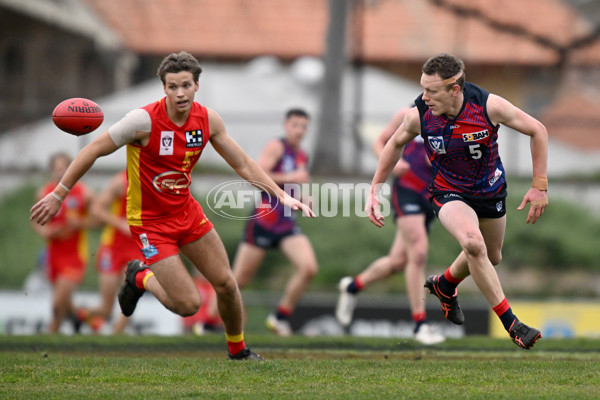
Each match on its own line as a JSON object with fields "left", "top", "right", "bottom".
{"left": 1, "top": 335, "right": 599, "bottom": 399}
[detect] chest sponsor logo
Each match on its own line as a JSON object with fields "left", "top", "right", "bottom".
{"left": 160, "top": 131, "right": 174, "bottom": 155}
{"left": 185, "top": 130, "right": 203, "bottom": 148}
{"left": 462, "top": 130, "right": 489, "bottom": 142}
{"left": 152, "top": 171, "right": 191, "bottom": 194}
{"left": 427, "top": 136, "right": 446, "bottom": 154}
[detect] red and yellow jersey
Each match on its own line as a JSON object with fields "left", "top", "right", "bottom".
{"left": 42, "top": 181, "right": 89, "bottom": 268}
{"left": 99, "top": 171, "right": 138, "bottom": 251}
{"left": 126, "top": 99, "right": 210, "bottom": 226}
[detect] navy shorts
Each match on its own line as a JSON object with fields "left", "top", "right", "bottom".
{"left": 242, "top": 219, "right": 302, "bottom": 249}
{"left": 392, "top": 186, "right": 436, "bottom": 233}
{"left": 431, "top": 190, "right": 507, "bottom": 219}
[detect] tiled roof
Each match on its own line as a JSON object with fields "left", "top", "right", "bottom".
{"left": 85, "top": 0, "right": 600, "bottom": 65}
{"left": 540, "top": 90, "right": 600, "bottom": 151}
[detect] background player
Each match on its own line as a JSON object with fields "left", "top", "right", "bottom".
{"left": 232, "top": 108, "right": 318, "bottom": 336}
{"left": 366, "top": 53, "right": 547, "bottom": 349}
{"left": 31, "top": 152, "right": 93, "bottom": 333}
{"left": 336, "top": 107, "right": 445, "bottom": 345}
{"left": 30, "top": 51, "right": 314, "bottom": 359}
{"left": 76, "top": 170, "right": 139, "bottom": 334}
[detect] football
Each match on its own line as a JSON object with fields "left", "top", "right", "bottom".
{"left": 52, "top": 97, "right": 104, "bottom": 136}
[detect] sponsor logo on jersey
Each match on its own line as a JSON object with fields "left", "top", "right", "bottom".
{"left": 281, "top": 155, "right": 296, "bottom": 173}
{"left": 443, "top": 193, "right": 462, "bottom": 200}
{"left": 450, "top": 124, "right": 460, "bottom": 129}
{"left": 185, "top": 130, "right": 204, "bottom": 148}
{"left": 152, "top": 171, "right": 191, "bottom": 194}
{"left": 462, "top": 130, "right": 489, "bottom": 142}
{"left": 160, "top": 131, "right": 174, "bottom": 155}
{"left": 427, "top": 136, "right": 446, "bottom": 154}
{"left": 489, "top": 168, "right": 502, "bottom": 186}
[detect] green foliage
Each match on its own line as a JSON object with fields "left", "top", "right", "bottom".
{"left": 503, "top": 196, "right": 600, "bottom": 269}
{"left": 0, "top": 184, "right": 46, "bottom": 288}
{"left": 1, "top": 335, "right": 600, "bottom": 399}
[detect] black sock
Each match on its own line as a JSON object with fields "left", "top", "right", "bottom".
{"left": 414, "top": 319, "right": 427, "bottom": 334}
{"left": 499, "top": 308, "right": 517, "bottom": 331}
{"left": 437, "top": 273, "right": 458, "bottom": 297}
{"left": 347, "top": 280, "right": 361, "bottom": 294}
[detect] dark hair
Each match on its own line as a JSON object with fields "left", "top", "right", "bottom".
{"left": 422, "top": 53, "right": 466, "bottom": 90}
{"left": 285, "top": 108, "right": 310, "bottom": 120}
{"left": 157, "top": 51, "right": 203, "bottom": 85}
{"left": 49, "top": 152, "right": 71, "bottom": 169}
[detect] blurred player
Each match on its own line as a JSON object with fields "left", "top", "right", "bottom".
{"left": 366, "top": 53, "right": 547, "bottom": 349}
{"left": 31, "top": 51, "right": 314, "bottom": 359}
{"left": 31, "top": 152, "right": 93, "bottom": 333}
{"left": 336, "top": 107, "right": 447, "bottom": 345}
{"left": 76, "top": 171, "right": 140, "bottom": 334}
{"left": 232, "top": 108, "right": 318, "bottom": 336}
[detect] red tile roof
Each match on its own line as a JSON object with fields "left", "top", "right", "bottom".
{"left": 85, "top": 0, "right": 600, "bottom": 65}
{"left": 539, "top": 90, "right": 600, "bottom": 151}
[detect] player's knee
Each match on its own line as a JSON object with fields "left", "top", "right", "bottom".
{"left": 300, "top": 262, "right": 318, "bottom": 280}
{"left": 488, "top": 251, "right": 502, "bottom": 266}
{"left": 461, "top": 235, "right": 486, "bottom": 259}
{"left": 388, "top": 255, "right": 407, "bottom": 272}
{"left": 176, "top": 297, "right": 202, "bottom": 317}
{"left": 213, "top": 275, "right": 239, "bottom": 298}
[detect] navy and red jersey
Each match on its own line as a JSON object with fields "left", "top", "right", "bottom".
{"left": 254, "top": 138, "right": 307, "bottom": 233}
{"left": 396, "top": 137, "right": 431, "bottom": 199}
{"left": 126, "top": 99, "right": 210, "bottom": 226}
{"left": 414, "top": 82, "right": 506, "bottom": 197}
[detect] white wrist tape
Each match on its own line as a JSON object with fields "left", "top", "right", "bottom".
{"left": 51, "top": 192, "right": 64, "bottom": 202}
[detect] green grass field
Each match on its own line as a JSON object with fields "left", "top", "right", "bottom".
{"left": 1, "top": 334, "right": 599, "bottom": 399}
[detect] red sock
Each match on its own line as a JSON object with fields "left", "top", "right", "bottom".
{"left": 443, "top": 268, "right": 463, "bottom": 284}
{"left": 354, "top": 276, "right": 365, "bottom": 290}
{"left": 276, "top": 306, "right": 291, "bottom": 320}
{"left": 412, "top": 311, "right": 427, "bottom": 323}
{"left": 134, "top": 268, "right": 153, "bottom": 290}
{"left": 226, "top": 333, "right": 246, "bottom": 355}
{"left": 493, "top": 298, "right": 516, "bottom": 331}
{"left": 492, "top": 298, "right": 510, "bottom": 316}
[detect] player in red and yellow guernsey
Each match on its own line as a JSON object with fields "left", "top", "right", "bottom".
{"left": 31, "top": 51, "right": 315, "bottom": 360}
{"left": 31, "top": 152, "right": 93, "bottom": 333}
{"left": 76, "top": 171, "right": 140, "bottom": 333}
{"left": 366, "top": 54, "right": 548, "bottom": 350}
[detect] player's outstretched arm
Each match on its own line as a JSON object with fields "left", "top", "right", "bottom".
{"left": 208, "top": 109, "right": 315, "bottom": 218}
{"left": 487, "top": 94, "right": 548, "bottom": 224}
{"left": 30, "top": 132, "right": 119, "bottom": 225}
{"left": 367, "top": 108, "right": 420, "bottom": 227}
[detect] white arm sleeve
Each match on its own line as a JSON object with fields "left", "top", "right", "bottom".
{"left": 108, "top": 108, "right": 152, "bottom": 147}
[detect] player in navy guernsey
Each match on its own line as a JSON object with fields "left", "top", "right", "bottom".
{"left": 417, "top": 82, "right": 506, "bottom": 198}
{"left": 232, "top": 109, "right": 318, "bottom": 336}
{"left": 366, "top": 54, "right": 548, "bottom": 350}
{"left": 337, "top": 107, "right": 456, "bottom": 345}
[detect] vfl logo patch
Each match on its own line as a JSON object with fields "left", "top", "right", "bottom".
{"left": 185, "top": 130, "right": 203, "bottom": 148}
{"left": 139, "top": 233, "right": 158, "bottom": 258}
{"left": 462, "top": 130, "right": 489, "bottom": 142}
{"left": 428, "top": 136, "right": 446, "bottom": 154}
{"left": 496, "top": 201, "right": 503, "bottom": 213}
{"left": 489, "top": 168, "right": 502, "bottom": 186}
{"left": 160, "top": 131, "right": 174, "bottom": 155}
